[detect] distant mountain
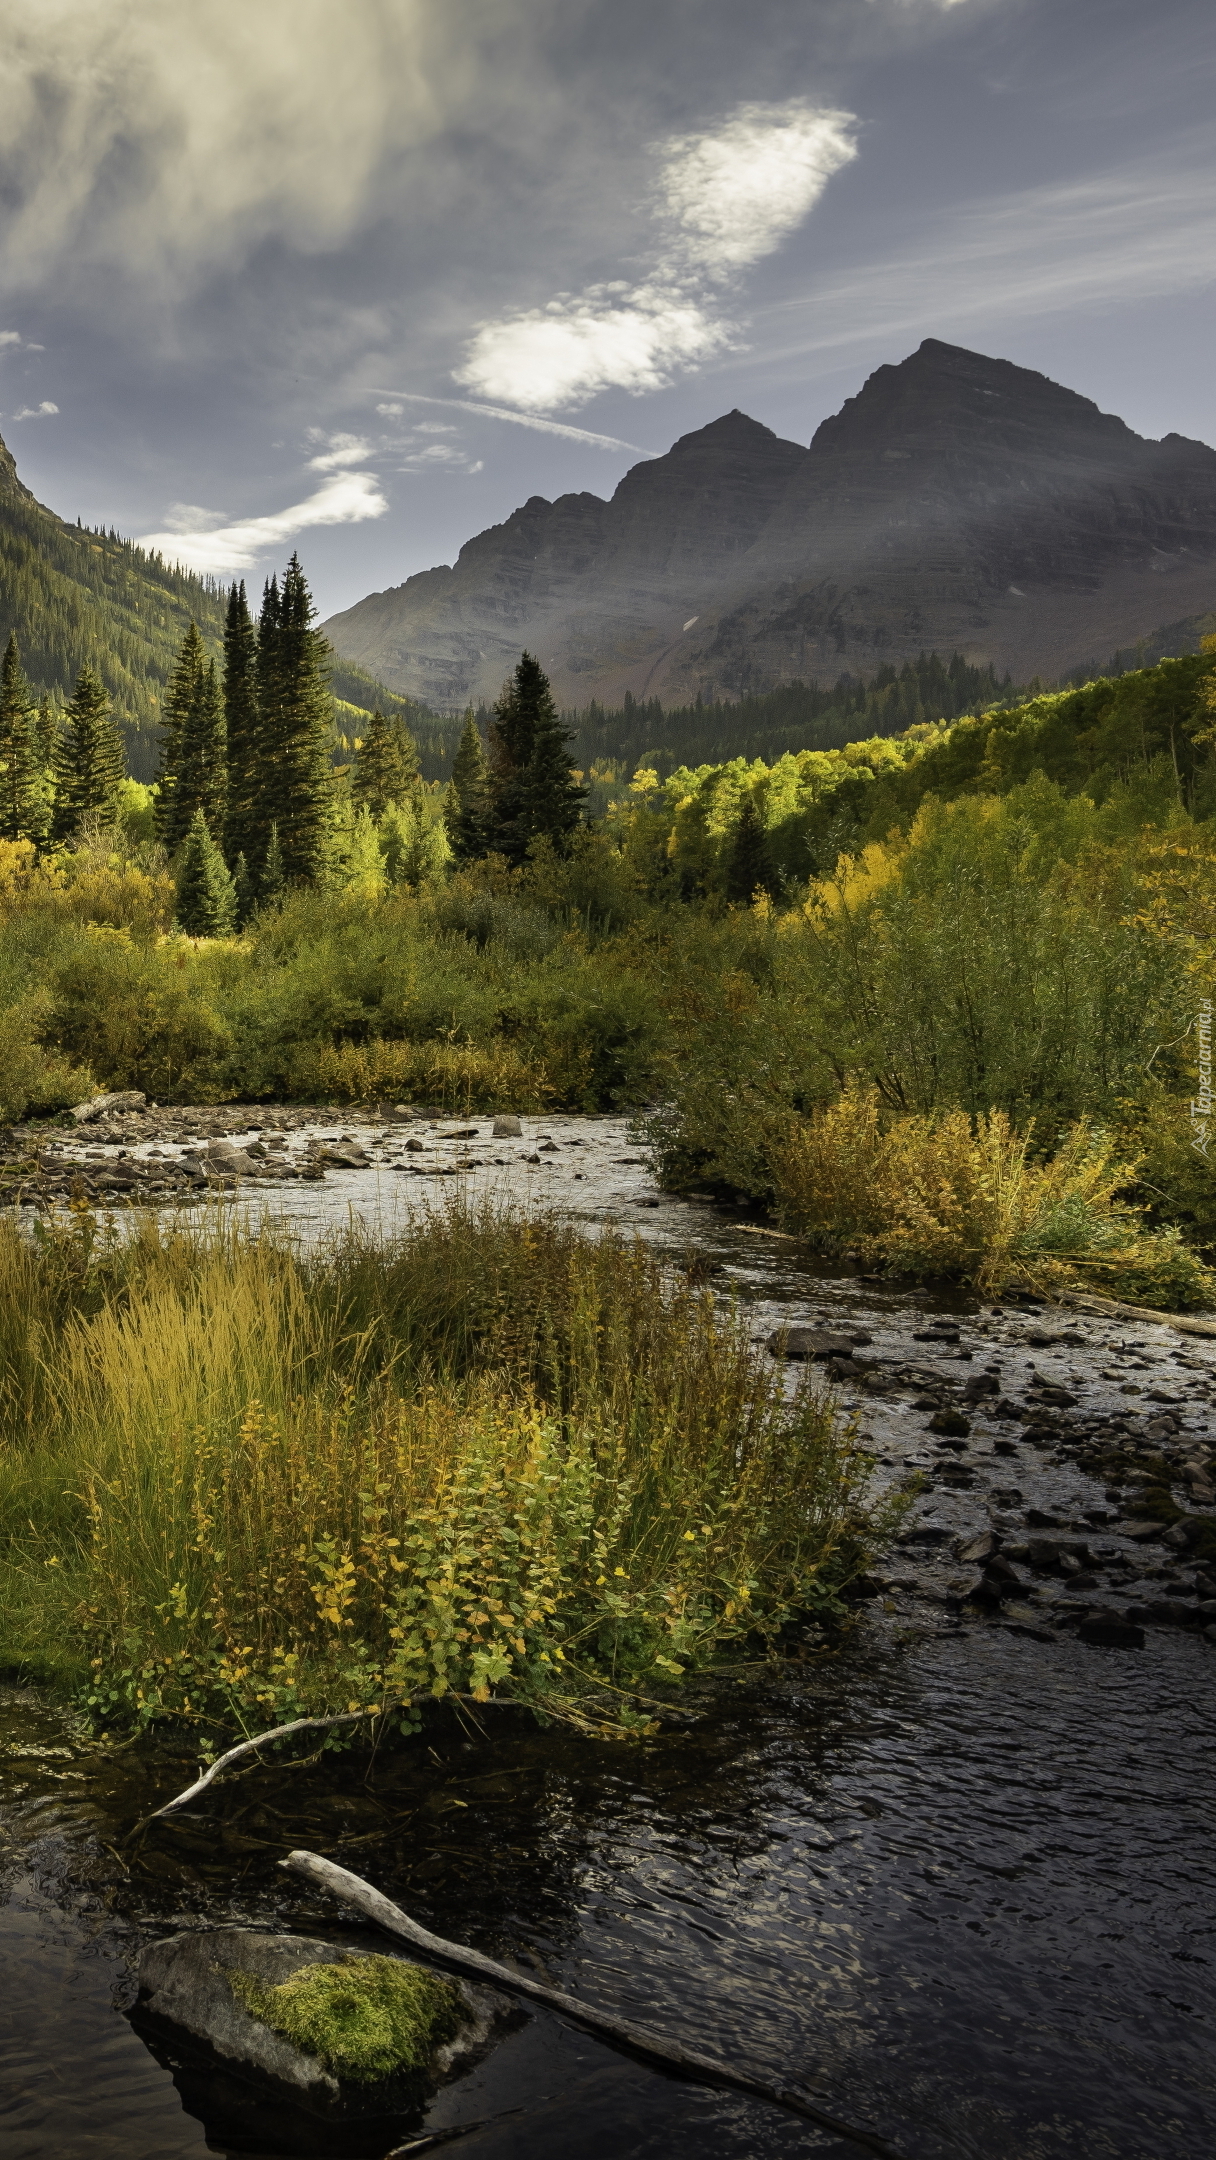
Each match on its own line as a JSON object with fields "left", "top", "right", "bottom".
{"left": 323, "top": 340, "right": 1216, "bottom": 711}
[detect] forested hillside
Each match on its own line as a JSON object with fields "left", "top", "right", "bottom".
{"left": 0, "top": 430, "right": 434, "bottom": 782}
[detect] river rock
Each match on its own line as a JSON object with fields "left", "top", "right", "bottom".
{"left": 70, "top": 1089, "right": 147, "bottom": 1124}
{"left": 134, "top": 1930, "right": 518, "bottom": 2125}
{"left": 928, "top": 1410, "right": 971, "bottom": 1437}
{"left": 767, "top": 1328, "right": 856, "bottom": 1360}
{"left": 956, "top": 1530, "right": 1001, "bottom": 1564}
{"left": 492, "top": 1115, "right": 522, "bottom": 1137}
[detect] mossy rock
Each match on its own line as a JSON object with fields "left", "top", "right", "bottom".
{"left": 230, "top": 1954, "right": 464, "bottom": 2084}
{"left": 135, "top": 1929, "right": 520, "bottom": 2128}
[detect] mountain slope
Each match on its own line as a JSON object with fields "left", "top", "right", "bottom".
{"left": 0, "top": 434, "right": 228, "bottom": 771}
{"left": 324, "top": 341, "right": 1216, "bottom": 710}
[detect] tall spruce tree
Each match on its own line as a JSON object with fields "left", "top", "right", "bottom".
{"left": 222, "top": 580, "right": 259, "bottom": 867}
{"left": 352, "top": 707, "right": 420, "bottom": 817}
{"left": 259, "top": 823, "right": 286, "bottom": 906}
{"left": 51, "top": 663, "right": 126, "bottom": 841}
{"left": 0, "top": 632, "right": 42, "bottom": 842}
{"left": 487, "top": 653, "right": 585, "bottom": 863}
{"left": 155, "top": 622, "right": 206, "bottom": 847}
{"left": 446, "top": 710, "right": 493, "bottom": 860}
{"left": 175, "top": 658, "right": 226, "bottom": 846}
{"left": 175, "top": 807, "right": 237, "bottom": 935}
{"left": 254, "top": 554, "right": 332, "bottom": 882}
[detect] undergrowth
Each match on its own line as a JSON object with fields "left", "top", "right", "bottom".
{"left": 0, "top": 1202, "right": 885, "bottom": 1741}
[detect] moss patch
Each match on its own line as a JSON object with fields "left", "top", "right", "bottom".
{"left": 229, "top": 1955, "right": 466, "bottom": 2085}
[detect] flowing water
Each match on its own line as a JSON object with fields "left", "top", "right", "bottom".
{"left": 3, "top": 1113, "right": 1215, "bottom": 2159}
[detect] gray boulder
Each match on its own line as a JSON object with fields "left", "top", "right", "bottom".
{"left": 135, "top": 1929, "right": 518, "bottom": 2125}
{"left": 492, "top": 1114, "right": 523, "bottom": 1137}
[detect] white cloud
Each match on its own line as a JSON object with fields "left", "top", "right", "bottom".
{"left": 161, "top": 502, "right": 231, "bottom": 534}
{"left": 305, "top": 429, "right": 373, "bottom": 472}
{"left": 457, "top": 286, "right": 736, "bottom": 412}
{"left": 0, "top": 330, "right": 21, "bottom": 347}
{"left": 658, "top": 103, "right": 857, "bottom": 275}
{"left": 138, "top": 468, "right": 387, "bottom": 573}
{"left": 454, "top": 99, "right": 856, "bottom": 411}
{"left": 11, "top": 399, "right": 58, "bottom": 419}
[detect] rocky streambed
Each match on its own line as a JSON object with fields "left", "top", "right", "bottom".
{"left": 2, "top": 1105, "right": 1215, "bottom": 2158}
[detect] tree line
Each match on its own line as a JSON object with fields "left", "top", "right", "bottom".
{"left": 0, "top": 553, "right": 588, "bottom": 934}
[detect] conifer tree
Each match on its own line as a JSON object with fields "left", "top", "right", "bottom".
{"left": 352, "top": 707, "right": 420, "bottom": 817}
{"left": 487, "top": 654, "right": 584, "bottom": 863}
{"left": 0, "top": 632, "right": 42, "bottom": 842}
{"left": 222, "top": 581, "right": 259, "bottom": 867}
{"left": 724, "top": 787, "right": 773, "bottom": 903}
{"left": 254, "top": 555, "right": 332, "bottom": 882}
{"left": 155, "top": 622, "right": 206, "bottom": 847}
{"left": 176, "top": 658, "right": 226, "bottom": 844}
{"left": 156, "top": 625, "right": 227, "bottom": 851}
{"left": 522, "top": 696, "right": 587, "bottom": 855}
{"left": 175, "top": 807, "right": 237, "bottom": 935}
{"left": 260, "top": 823, "right": 286, "bottom": 906}
{"left": 51, "top": 663, "right": 126, "bottom": 841}
{"left": 446, "top": 709, "right": 493, "bottom": 860}
{"left": 232, "top": 851, "right": 255, "bottom": 928}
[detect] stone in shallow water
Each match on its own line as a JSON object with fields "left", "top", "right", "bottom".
{"left": 134, "top": 1928, "right": 519, "bottom": 2133}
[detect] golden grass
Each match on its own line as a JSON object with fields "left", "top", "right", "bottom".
{"left": 0, "top": 1203, "right": 880, "bottom": 1737}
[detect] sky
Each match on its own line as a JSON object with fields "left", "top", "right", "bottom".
{"left": 0, "top": 0, "right": 1212, "bottom": 620}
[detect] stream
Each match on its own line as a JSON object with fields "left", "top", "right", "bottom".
{"left": 2, "top": 1108, "right": 1215, "bottom": 2159}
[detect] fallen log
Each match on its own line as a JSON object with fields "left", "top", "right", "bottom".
{"left": 1056, "top": 1288, "right": 1216, "bottom": 1338}
{"left": 283, "top": 1848, "right": 910, "bottom": 2160}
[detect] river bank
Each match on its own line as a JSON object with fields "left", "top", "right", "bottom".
{"left": 2, "top": 1117, "right": 1215, "bottom": 2157}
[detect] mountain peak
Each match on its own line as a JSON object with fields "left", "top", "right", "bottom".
{"left": 324, "top": 343, "right": 1216, "bottom": 710}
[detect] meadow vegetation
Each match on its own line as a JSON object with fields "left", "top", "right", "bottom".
{"left": 0, "top": 1204, "right": 879, "bottom": 1735}
{"left": 1, "top": 643, "right": 1215, "bottom": 1306}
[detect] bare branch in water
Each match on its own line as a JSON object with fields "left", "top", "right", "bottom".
{"left": 282, "top": 1847, "right": 912, "bottom": 2160}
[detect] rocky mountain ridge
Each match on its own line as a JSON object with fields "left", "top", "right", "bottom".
{"left": 324, "top": 340, "right": 1216, "bottom": 710}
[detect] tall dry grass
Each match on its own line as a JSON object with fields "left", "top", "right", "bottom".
{"left": 0, "top": 1203, "right": 879, "bottom": 1737}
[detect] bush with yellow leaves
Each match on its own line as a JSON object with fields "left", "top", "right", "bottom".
{"left": 772, "top": 1084, "right": 1216, "bottom": 1307}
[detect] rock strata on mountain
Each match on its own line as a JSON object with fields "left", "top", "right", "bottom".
{"left": 324, "top": 341, "right": 1216, "bottom": 709}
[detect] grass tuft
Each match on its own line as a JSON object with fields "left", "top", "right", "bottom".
{"left": 0, "top": 1199, "right": 883, "bottom": 1737}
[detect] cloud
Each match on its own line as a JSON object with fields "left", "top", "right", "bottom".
{"left": 138, "top": 468, "right": 387, "bottom": 574}
{"left": 368, "top": 387, "right": 656, "bottom": 455}
{"left": 658, "top": 102, "right": 858, "bottom": 274}
{"left": 305, "top": 430, "right": 374, "bottom": 472}
{"left": 454, "top": 100, "right": 856, "bottom": 410}
{"left": 11, "top": 400, "right": 58, "bottom": 419}
{"left": 0, "top": 331, "right": 22, "bottom": 348}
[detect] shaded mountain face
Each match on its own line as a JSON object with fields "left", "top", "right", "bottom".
{"left": 325, "top": 341, "right": 1216, "bottom": 709}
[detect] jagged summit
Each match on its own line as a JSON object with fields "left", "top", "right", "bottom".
{"left": 324, "top": 343, "right": 1216, "bottom": 709}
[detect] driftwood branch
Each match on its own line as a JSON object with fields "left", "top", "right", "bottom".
{"left": 144, "top": 1709, "right": 384, "bottom": 1823}
{"left": 283, "top": 1848, "right": 910, "bottom": 2160}
{"left": 140, "top": 1692, "right": 523, "bottom": 1829}
{"left": 1057, "top": 1289, "right": 1216, "bottom": 1338}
